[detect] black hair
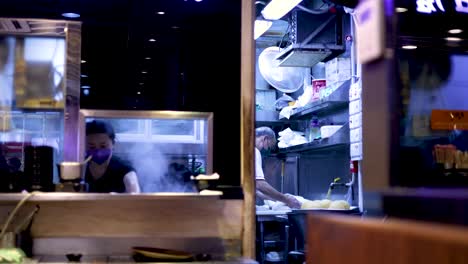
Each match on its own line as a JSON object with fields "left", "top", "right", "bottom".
{"left": 85, "top": 120, "right": 116, "bottom": 143}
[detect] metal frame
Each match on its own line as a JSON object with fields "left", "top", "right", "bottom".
{"left": 0, "top": 17, "right": 82, "bottom": 162}
{"left": 78, "top": 109, "right": 214, "bottom": 174}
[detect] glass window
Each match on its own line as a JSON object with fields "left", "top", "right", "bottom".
{"left": 0, "top": 36, "right": 66, "bottom": 110}
{"left": 102, "top": 118, "right": 145, "bottom": 135}
{"left": 24, "top": 114, "right": 43, "bottom": 132}
{"left": 81, "top": 111, "right": 212, "bottom": 193}
{"left": 151, "top": 119, "right": 195, "bottom": 136}
{"left": 397, "top": 51, "right": 468, "bottom": 186}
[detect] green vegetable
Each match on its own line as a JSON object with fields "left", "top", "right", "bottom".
{"left": 0, "top": 248, "right": 25, "bottom": 263}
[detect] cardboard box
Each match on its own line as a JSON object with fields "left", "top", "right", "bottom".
{"left": 326, "top": 57, "right": 351, "bottom": 85}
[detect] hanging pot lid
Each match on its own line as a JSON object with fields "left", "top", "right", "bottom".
{"left": 258, "top": 46, "right": 305, "bottom": 93}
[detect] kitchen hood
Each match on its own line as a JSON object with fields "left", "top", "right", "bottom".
{"left": 276, "top": 8, "right": 348, "bottom": 67}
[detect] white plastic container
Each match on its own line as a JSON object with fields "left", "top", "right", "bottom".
{"left": 320, "top": 125, "right": 342, "bottom": 138}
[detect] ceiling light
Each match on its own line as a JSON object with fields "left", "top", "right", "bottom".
{"left": 137, "top": 92, "right": 141, "bottom": 95}
{"left": 83, "top": 89, "right": 90, "bottom": 96}
{"left": 395, "top": 7, "right": 408, "bottom": 13}
{"left": 141, "top": 71, "right": 148, "bottom": 74}
{"left": 80, "top": 74, "right": 88, "bottom": 78}
{"left": 145, "top": 57, "right": 151, "bottom": 60}
{"left": 448, "top": 29, "right": 463, "bottom": 34}
{"left": 62, "top": 12, "right": 80, "bottom": 18}
{"left": 148, "top": 38, "right": 156, "bottom": 42}
{"left": 157, "top": 11, "right": 165, "bottom": 15}
{"left": 139, "top": 82, "right": 144, "bottom": 85}
{"left": 254, "top": 20, "right": 273, "bottom": 40}
{"left": 81, "top": 85, "right": 91, "bottom": 89}
{"left": 81, "top": 60, "right": 86, "bottom": 63}
{"left": 195, "top": 0, "right": 202, "bottom": 2}
{"left": 261, "top": 0, "right": 303, "bottom": 20}
{"left": 172, "top": 26, "right": 180, "bottom": 29}
{"left": 445, "top": 37, "right": 463, "bottom": 42}
{"left": 402, "top": 45, "right": 417, "bottom": 50}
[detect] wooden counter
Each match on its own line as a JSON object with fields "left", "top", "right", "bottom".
{"left": 0, "top": 193, "right": 243, "bottom": 259}
{"left": 307, "top": 213, "right": 468, "bottom": 264}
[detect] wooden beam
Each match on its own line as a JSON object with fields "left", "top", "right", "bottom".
{"left": 240, "top": 0, "right": 256, "bottom": 259}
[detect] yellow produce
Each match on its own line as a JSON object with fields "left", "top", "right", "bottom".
{"left": 301, "top": 200, "right": 321, "bottom": 209}
{"left": 319, "top": 199, "right": 331, "bottom": 208}
{"left": 329, "top": 200, "right": 350, "bottom": 210}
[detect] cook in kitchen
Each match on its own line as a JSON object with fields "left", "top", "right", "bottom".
{"left": 85, "top": 120, "right": 141, "bottom": 193}
{"left": 255, "top": 127, "right": 301, "bottom": 209}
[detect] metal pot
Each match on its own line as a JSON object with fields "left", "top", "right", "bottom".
{"left": 57, "top": 156, "right": 91, "bottom": 182}
{"left": 57, "top": 162, "right": 85, "bottom": 182}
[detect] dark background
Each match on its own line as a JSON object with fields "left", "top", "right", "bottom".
{"left": 0, "top": 0, "right": 242, "bottom": 186}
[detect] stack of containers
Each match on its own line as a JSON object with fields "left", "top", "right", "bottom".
{"left": 322, "top": 57, "right": 352, "bottom": 99}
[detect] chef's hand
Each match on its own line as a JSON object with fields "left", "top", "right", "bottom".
{"left": 284, "top": 194, "right": 301, "bottom": 209}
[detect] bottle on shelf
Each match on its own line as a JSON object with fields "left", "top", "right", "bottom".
{"left": 308, "top": 116, "right": 321, "bottom": 142}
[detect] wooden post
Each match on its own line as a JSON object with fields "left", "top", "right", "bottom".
{"left": 241, "top": 0, "right": 256, "bottom": 259}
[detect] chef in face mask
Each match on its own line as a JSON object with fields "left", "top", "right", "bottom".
{"left": 255, "top": 126, "right": 301, "bottom": 209}
{"left": 85, "top": 120, "right": 140, "bottom": 193}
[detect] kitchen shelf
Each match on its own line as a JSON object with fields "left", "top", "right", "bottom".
{"left": 286, "top": 79, "right": 351, "bottom": 120}
{"left": 256, "top": 110, "right": 290, "bottom": 125}
{"left": 277, "top": 123, "right": 349, "bottom": 154}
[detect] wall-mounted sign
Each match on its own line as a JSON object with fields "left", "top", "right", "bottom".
{"left": 431, "top": 109, "right": 468, "bottom": 130}
{"left": 355, "top": 0, "right": 385, "bottom": 64}
{"left": 416, "top": 0, "right": 468, "bottom": 14}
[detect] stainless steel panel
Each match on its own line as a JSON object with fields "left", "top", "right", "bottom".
{"left": 262, "top": 155, "right": 298, "bottom": 195}
{"left": 297, "top": 146, "right": 350, "bottom": 200}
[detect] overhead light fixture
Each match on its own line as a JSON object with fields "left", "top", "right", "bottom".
{"left": 445, "top": 37, "right": 463, "bottom": 42}
{"left": 254, "top": 20, "right": 273, "bottom": 40}
{"left": 448, "top": 29, "right": 463, "bottom": 34}
{"left": 157, "top": 11, "right": 165, "bottom": 15}
{"left": 80, "top": 74, "right": 88, "bottom": 78}
{"left": 62, "top": 12, "right": 80, "bottom": 18}
{"left": 145, "top": 57, "right": 151, "bottom": 60}
{"left": 141, "top": 71, "right": 148, "bottom": 74}
{"left": 172, "top": 26, "right": 180, "bottom": 29}
{"left": 81, "top": 85, "right": 91, "bottom": 89}
{"left": 261, "top": 0, "right": 303, "bottom": 20}
{"left": 195, "top": 0, "right": 202, "bottom": 2}
{"left": 402, "top": 45, "right": 417, "bottom": 50}
{"left": 83, "top": 89, "right": 90, "bottom": 96}
{"left": 395, "top": 7, "right": 408, "bottom": 13}
{"left": 148, "top": 38, "right": 156, "bottom": 42}
{"left": 139, "top": 82, "right": 144, "bottom": 85}
{"left": 137, "top": 91, "right": 141, "bottom": 95}
{"left": 81, "top": 60, "right": 86, "bottom": 63}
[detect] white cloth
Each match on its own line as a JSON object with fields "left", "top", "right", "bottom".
{"left": 255, "top": 147, "right": 265, "bottom": 180}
